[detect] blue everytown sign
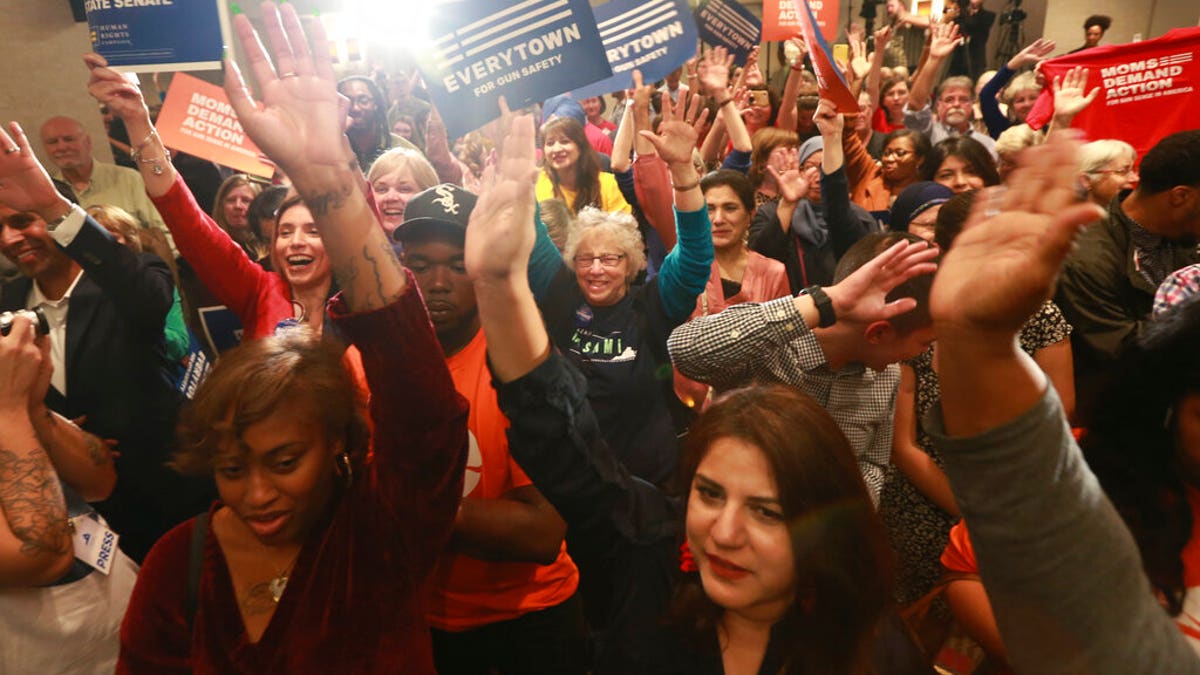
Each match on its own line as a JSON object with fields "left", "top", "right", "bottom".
{"left": 571, "top": 0, "right": 698, "bottom": 100}
{"left": 695, "top": 0, "right": 763, "bottom": 65}
{"left": 84, "top": 0, "right": 231, "bottom": 73}
{"left": 419, "top": 0, "right": 612, "bottom": 139}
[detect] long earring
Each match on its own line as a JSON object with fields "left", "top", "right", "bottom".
{"left": 335, "top": 452, "right": 354, "bottom": 488}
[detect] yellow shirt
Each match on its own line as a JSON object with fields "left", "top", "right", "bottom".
{"left": 536, "top": 170, "right": 631, "bottom": 215}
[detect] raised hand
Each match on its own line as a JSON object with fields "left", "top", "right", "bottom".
{"left": 465, "top": 101, "right": 539, "bottom": 284}
{"left": 813, "top": 98, "right": 844, "bottom": 137}
{"left": 638, "top": 92, "right": 709, "bottom": 166}
{"left": 1007, "top": 38, "right": 1056, "bottom": 71}
{"left": 848, "top": 34, "right": 871, "bottom": 82}
{"left": 825, "top": 240, "right": 939, "bottom": 324}
{"left": 630, "top": 69, "right": 656, "bottom": 114}
{"left": 84, "top": 54, "right": 150, "bottom": 123}
{"left": 697, "top": 46, "right": 736, "bottom": 101}
{"left": 769, "top": 165, "right": 819, "bottom": 204}
{"left": 742, "top": 46, "right": 764, "bottom": 87}
{"left": 224, "top": 2, "right": 351, "bottom": 179}
{"left": 928, "top": 21, "right": 963, "bottom": 60}
{"left": 931, "top": 132, "right": 1104, "bottom": 339}
{"left": 1052, "top": 67, "right": 1101, "bottom": 120}
{"left": 0, "top": 122, "right": 69, "bottom": 218}
{"left": 874, "top": 25, "right": 892, "bottom": 53}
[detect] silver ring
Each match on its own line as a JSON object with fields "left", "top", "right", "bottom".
{"left": 3, "top": 147, "right": 17, "bottom": 154}
{"left": 279, "top": 71, "right": 298, "bottom": 79}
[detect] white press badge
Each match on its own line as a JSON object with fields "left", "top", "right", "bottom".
{"left": 70, "top": 514, "right": 119, "bottom": 575}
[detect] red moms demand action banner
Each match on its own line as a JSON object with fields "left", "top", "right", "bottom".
{"left": 763, "top": 0, "right": 839, "bottom": 43}
{"left": 1026, "top": 27, "right": 1200, "bottom": 162}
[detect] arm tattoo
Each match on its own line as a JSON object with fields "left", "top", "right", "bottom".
{"left": 84, "top": 433, "right": 109, "bottom": 467}
{"left": 302, "top": 184, "right": 354, "bottom": 218}
{"left": 0, "top": 447, "right": 70, "bottom": 557}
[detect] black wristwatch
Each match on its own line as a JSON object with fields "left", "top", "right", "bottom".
{"left": 802, "top": 285, "right": 837, "bottom": 328}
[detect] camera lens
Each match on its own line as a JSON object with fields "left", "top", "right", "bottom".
{"left": 0, "top": 308, "right": 51, "bottom": 337}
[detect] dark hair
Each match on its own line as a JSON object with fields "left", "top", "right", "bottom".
{"left": 541, "top": 117, "right": 603, "bottom": 214}
{"left": 933, "top": 189, "right": 979, "bottom": 251}
{"left": 669, "top": 385, "right": 893, "bottom": 675}
{"left": 338, "top": 76, "right": 393, "bottom": 155}
{"left": 247, "top": 185, "right": 290, "bottom": 243}
{"left": 924, "top": 137, "right": 1001, "bottom": 187}
{"left": 1136, "top": 130, "right": 1200, "bottom": 194}
{"left": 878, "top": 76, "right": 909, "bottom": 112}
{"left": 881, "top": 128, "right": 932, "bottom": 175}
{"left": 1084, "top": 14, "right": 1112, "bottom": 31}
{"left": 173, "top": 328, "right": 369, "bottom": 476}
{"left": 701, "top": 169, "right": 755, "bottom": 213}
{"left": 750, "top": 85, "right": 782, "bottom": 128}
{"left": 1079, "top": 294, "right": 1200, "bottom": 615}
{"left": 834, "top": 232, "right": 935, "bottom": 335}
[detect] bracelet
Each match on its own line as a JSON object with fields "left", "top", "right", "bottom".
{"left": 130, "top": 129, "right": 171, "bottom": 175}
{"left": 801, "top": 285, "right": 837, "bottom": 328}
{"left": 672, "top": 178, "right": 700, "bottom": 191}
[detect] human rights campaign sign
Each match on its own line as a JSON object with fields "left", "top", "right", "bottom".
{"left": 695, "top": 0, "right": 763, "bottom": 65}
{"left": 419, "top": 0, "right": 612, "bottom": 139}
{"left": 85, "top": 0, "right": 231, "bottom": 73}
{"left": 571, "top": 0, "right": 698, "bottom": 100}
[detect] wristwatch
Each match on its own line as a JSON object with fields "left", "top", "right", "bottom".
{"left": 802, "top": 285, "right": 837, "bottom": 328}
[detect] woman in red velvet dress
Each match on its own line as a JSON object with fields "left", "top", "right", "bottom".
{"left": 111, "top": 5, "right": 468, "bottom": 673}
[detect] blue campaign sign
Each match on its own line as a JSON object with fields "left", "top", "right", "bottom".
{"left": 695, "top": 0, "right": 763, "bottom": 65}
{"left": 85, "top": 0, "right": 231, "bottom": 73}
{"left": 571, "top": 0, "right": 698, "bottom": 100}
{"left": 418, "top": 0, "right": 613, "bottom": 139}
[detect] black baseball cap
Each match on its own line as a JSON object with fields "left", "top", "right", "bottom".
{"left": 391, "top": 184, "right": 477, "bottom": 243}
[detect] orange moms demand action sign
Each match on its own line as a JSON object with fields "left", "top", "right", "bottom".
{"left": 156, "top": 73, "right": 273, "bottom": 178}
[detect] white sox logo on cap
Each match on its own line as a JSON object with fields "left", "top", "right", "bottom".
{"left": 433, "top": 185, "right": 460, "bottom": 215}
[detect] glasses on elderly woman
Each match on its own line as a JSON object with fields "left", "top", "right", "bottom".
{"left": 1094, "top": 166, "right": 1136, "bottom": 177}
{"left": 573, "top": 253, "right": 626, "bottom": 269}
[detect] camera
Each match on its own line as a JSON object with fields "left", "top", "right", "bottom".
{"left": 0, "top": 308, "right": 51, "bottom": 337}
{"left": 999, "top": 0, "right": 1026, "bottom": 24}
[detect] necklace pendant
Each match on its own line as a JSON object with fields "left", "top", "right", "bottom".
{"left": 268, "top": 575, "right": 288, "bottom": 603}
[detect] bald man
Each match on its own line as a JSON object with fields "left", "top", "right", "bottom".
{"left": 40, "top": 116, "right": 175, "bottom": 254}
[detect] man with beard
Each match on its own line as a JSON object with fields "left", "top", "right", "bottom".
{"left": 903, "top": 22, "right": 997, "bottom": 157}
{"left": 337, "top": 76, "right": 421, "bottom": 170}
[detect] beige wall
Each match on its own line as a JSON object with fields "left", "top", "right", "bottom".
{"left": 0, "top": 1, "right": 114, "bottom": 166}
{"left": 1043, "top": 0, "right": 1197, "bottom": 54}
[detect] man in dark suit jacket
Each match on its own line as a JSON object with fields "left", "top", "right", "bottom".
{"left": 0, "top": 150, "right": 210, "bottom": 562}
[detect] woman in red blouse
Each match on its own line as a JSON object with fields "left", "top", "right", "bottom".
{"left": 111, "top": 5, "right": 468, "bottom": 673}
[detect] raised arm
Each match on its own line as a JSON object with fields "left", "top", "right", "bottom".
{"left": 224, "top": 3, "right": 405, "bottom": 312}
{"left": 907, "top": 21, "right": 961, "bottom": 113}
{"left": 0, "top": 318, "right": 72, "bottom": 587}
{"left": 776, "top": 38, "right": 809, "bottom": 132}
{"left": 86, "top": 53, "right": 276, "bottom": 324}
{"left": 699, "top": 47, "right": 751, "bottom": 154}
{"left": 628, "top": 70, "right": 677, "bottom": 249}
{"left": 814, "top": 99, "right": 874, "bottom": 254}
{"left": 865, "top": 26, "right": 891, "bottom": 110}
{"left": 1046, "top": 66, "right": 1100, "bottom": 135}
{"left": 637, "top": 93, "right": 714, "bottom": 321}
{"left": 465, "top": 110, "right": 676, "bottom": 552}
{"left": 929, "top": 133, "right": 1196, "bottom": 673}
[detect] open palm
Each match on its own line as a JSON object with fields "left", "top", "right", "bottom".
{"left": 465, "top": 111, "right": 538, "bottom": 283}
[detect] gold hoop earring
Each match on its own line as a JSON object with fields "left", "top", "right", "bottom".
{"left": 335, "top": 452, "right": 354, "bottom": 488}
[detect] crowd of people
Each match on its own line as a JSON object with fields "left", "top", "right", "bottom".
{"left": 2, "top": 1, "right": 1199, "bottom": 673}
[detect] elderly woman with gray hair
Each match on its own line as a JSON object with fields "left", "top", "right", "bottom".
{"left": 525, "top": 92, "right": 714, "bottom": 486}
{"left": 1078, "top": 139, "right": 1138, "bottom": 208}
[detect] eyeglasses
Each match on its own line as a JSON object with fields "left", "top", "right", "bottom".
{"left": 573, "top": 253, "right": 625, "bottom": 269}
{"left": 882, "top": 148, "right": 912, "bottom": 159}
{"left": 1094, "top": 166, "right": 1136, "bottom": 177}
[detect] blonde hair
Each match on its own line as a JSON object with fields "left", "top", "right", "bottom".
{"left": 994, "top": 123, "right": 1042, "bottom": 157}
{"left": 562, "top": 207, "right": 646, "bottom": 284}
{"left": 87, "top": 204, "right": 143, "bottom": 253}
{"left": 1002, "top": 71, "right": 1040, "bottom": 104}
{"left": 366, "top": 146, "right": 438, "bottom": 189}
{"left": 539, "top": 199, "right": 575, "bottom": 252}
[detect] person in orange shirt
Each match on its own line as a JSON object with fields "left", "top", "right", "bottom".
{"left": 392, "top": 185, "right": 585, "bottom": 674}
